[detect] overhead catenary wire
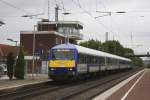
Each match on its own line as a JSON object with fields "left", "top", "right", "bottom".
{"left": 71, "top": 0, "right": 116, "bottom": 35}
{"left": 61, "top": 0, "right": 66, "bottom": 12}
{"left": 0, "top": 0, "right": 29, "bottom": 14}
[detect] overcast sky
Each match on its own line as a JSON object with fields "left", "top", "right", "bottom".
{"left": 0, "top": 0, "right": 150, "bottom": 56}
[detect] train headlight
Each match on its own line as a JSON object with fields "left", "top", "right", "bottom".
{"left": 51, "top": 68, "right": 55, "bottom": 70}
{"left": 68, "top": 68, "right": 72, "bottom": 71}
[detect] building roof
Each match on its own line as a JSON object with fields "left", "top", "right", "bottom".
{"left": 0, "top": 44, "right": 17, "bottom": 57}
{"left": 20, "top": 31, "right": 65, "bottom": 37}
{"left": 38, "top": 21, "right": 83, "bottom": 29}
{"left": 51, "top": 43, "right": 131, "bottom": 62}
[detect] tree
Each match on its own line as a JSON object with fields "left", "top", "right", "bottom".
{"left": 79, "top": 39, "right": 102, "bottom": 50}
{"left": 102, "top": 40, "right": 125, "bottom": 56}
{"left": 124, "top": 48, "right": 134, "bottom": 57}
{"left": 14, "top": 46, "right": 25, "bottom": 79}
{"left": 6, "top": 52, "right": 15, "bottom": 80}
{"left": 79, "top": 39, "right": 143, "bottom": 67}
{"left": 132, "top": 57, "right": 143, "bottom": 67}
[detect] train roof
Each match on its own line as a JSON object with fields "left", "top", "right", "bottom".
{"left": 51, "top": 43, "right": 131, "bottom": 62}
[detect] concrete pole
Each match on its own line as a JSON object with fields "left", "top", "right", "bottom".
{"left": 32, "top": 25, "right": 36, "bottom": 79}
{"left": 106, "top": 32, "right": 108, "bottom": 41}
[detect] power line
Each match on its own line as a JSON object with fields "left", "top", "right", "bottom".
{"left": 48, "top": 0, "right": 50, "bottom": 20}
{"left": 97, "top": 0, "right": 107, "bottom": 12}
{"left": 61, "top": 0, "right": 65, "bottom": 12}
{"left": 71, "top": 0, "right": 115, "bottom": 34}
{"left": 0, "top": 0, "right": 29, "bottom": 14}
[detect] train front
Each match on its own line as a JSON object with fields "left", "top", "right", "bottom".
{"left": 48, "top": 48, "right": 77, "bottom": 80}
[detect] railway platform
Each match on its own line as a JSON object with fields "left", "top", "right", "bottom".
{"left": 94, "top": 68, "right": 150, "bottom": 100}
{"left": 0, "top": 74, "right": 50, "bottom": 91}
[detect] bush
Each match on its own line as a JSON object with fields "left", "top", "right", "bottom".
{"left": 14, "top": 46, "right": 25, "bottom": 79}
{"left": 6, "top": 52, "right": 15, "bottom": 80}
{"left": 147, "top": 63, "right": 150, "bottom": 68}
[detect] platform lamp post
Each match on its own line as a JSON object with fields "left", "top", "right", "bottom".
{"left": 22, "top": 13, "right": 44, "bottom": 79}
{"left": 31, "top": 25, "right": 36, "bottom": 79}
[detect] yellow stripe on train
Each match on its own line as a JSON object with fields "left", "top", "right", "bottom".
{"left": 49, "top": 60, "right": 75, "bottom": 68}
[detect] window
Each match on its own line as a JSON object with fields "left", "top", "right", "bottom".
{"left": 78, "top": 54, "right": 85, "bottom": 64}
{"left": 95, "top": 57, "right": 100, "bottom": 64}
{"left": 87, "top": 55, "right": 94, "bottom": 64}
{"left": 99, "top": 57, "right": 105, "bottom": 65}
{"left": 56, "top": 38, "right": 58, "bottom": 44}
{"left": 87, "top": 55, "right": 91, "bottom": 64}
{"left": 60, "top": 39, "right": 62, "bottom": 44}
{"left": 52, "top": 49, "right": 75, "bottom": 60}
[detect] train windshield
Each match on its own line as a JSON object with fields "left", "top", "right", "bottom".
{"left": 51, "top": 49, "right": 75, "bottom": 60}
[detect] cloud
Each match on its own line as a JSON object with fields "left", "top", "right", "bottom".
{"left": 0, "top": 0, "right": 150, "bottom": 54}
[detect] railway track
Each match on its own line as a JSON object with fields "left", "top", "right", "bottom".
{"left": 0, "top": 81, "right": 60, "bottom": 100}
{"left": 56, "top": 69, "right": 142, "bottom": 100}
{"left": 29, "top": 68, "right": 142, "bottom": 100}
{"left": 59, "top": 69, "right": 143, "bottom": 100}
{"left": 0, "top": 68, "right": 142, "bottom": 100}
{"left": 0, "top": 79, "right": 89, "bottom": 100}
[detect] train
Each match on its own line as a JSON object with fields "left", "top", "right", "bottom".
{"left": 48, "top": 43, "right": 131, "bottom": 80}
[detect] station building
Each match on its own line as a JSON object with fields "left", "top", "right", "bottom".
{"left": 20, "top": 19, "right": 83, "bottom": 74}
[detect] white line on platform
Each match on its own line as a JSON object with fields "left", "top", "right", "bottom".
{"left": 121, "top": 69, "right": 146, "bottom": 100}
{"left": 93, "top": 69, "right": 145, "bottom": 100}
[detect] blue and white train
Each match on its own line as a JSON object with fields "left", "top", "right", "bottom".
{"left": 48, "top": 43, "right": 131, "bottom": 80}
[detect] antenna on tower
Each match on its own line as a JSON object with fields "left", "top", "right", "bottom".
{"left": 55, "top": 5, "right": 59, "bottom": 21}
{"left": 48, "top": 0, "right": 50, "bottom": 21}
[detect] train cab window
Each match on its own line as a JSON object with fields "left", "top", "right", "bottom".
{"left": 52, "top": 49, "right": 75, "bottom": 60}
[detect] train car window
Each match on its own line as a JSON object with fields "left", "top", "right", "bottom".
{"left": 112, "top": 58, "right": 117, "bottom": 65}
{"left": 99, "top": 57, "right": 105, "bottom": 65}
{"left": 78, "top": 54, "right": 85, "bottom": 64}
{"left": 94, "top": 56, "right": 100, "bottom": 64}
{"left": 119, "top": 60, "right": 125, "bottom": 64}
{"left": 107, "top": 58, "right": 111, "bottom": 65}
{"left": 84, "top": 55, "right": 86, "bottom": 63}
{"left": 94, "top": 56, "right": 96, "bottom": 64}
{"left": 82, "top": 54, "right": 85, "bottom": 63}
{"left": 87, "top": 55, "right": 91, "bottom": 64}
{"left": 78, "top": 54, "right": 80, "bottom": 63}
{"left": 91, "top": 56, "right": 94, "bottom": 64}
{"left": 95, "top": 57, "right": 98, "bottom": 64}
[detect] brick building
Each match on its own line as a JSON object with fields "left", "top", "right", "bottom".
{"left": 0, "top": 44, "right": 18, "bottom": 66}
{"left": 20, "top": 19, "right": 83, "bottom": 73}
